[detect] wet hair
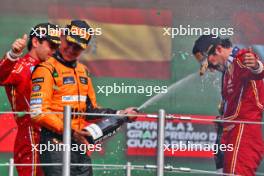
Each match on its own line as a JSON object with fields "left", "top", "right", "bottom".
{"left": 220, "top": 38, "right": 232, "bottom": 48}
{"left": 192, "top": 35, "right": 232, "bottom": 55}
{"left": 208, "top": 38, "right": 232, "bottom": 55}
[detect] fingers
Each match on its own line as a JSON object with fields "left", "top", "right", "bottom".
{"left": 121, "top": 110, "right": 136, "bottom": 115}
{"left": 243, "top": 53, "right": 258, "bottom": 69}
{"left": 123, "top": 107, "right": 139, "bottom": 114}
{"left": 243, "top": 60, "right": 257, "bottom": 68}
{"left": 73, "top": 130, "right": 90, "bottom": 145}
{"left": 243, "top": 62, "right": 256, "bottom": 67}
{"left": 79, "top": 136, "right": 90, "bottom": 146}
{"left": 78, "top": 130, "right": 91, "bottom": 137}
{"left": 127, "top": 116, "right": 137, "bottom": 121}
{"left": 125, "top": 107, "right": 138, "bottom": 122}
{"left": 243, "top": 58, "right": 255, "bottom": 64}
{"left": 12, "top": 42, "right": 23, "bottom": 52}
{"left": 130, "top": 107, "right": 139, "bottom": 112}
{"left": 127, "top": 107, "right": 137, "bottom": 110}
{"left": 244, "top": 53, "right": 253, "bottom": 57}
{"left": 74, "top": 130, "right": 91, "bottom": 137}
{"left": 243, "top": 56, "right": 255, "bottom": 63}
{"left": 22, "top": 34, "right": 28, "bottom": 41}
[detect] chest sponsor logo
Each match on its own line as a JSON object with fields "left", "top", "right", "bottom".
{"left": 31, "top": 92, "right": 43, "bottom": 98}
{"left": 32, "top": 84, "right": 41, "bottom": 92}
{"left": 30, "top": 98, "right": 42, "bottom": 105}
{"left": 62, "top": 95, "right": 87, "bottom": 102}
{"left": 63, "top": 77, "right": 75, "bottom": 85}
{"left": 32, "top": 77, "right": 44, "bottom": 83}
{"left": 30, "top": 105, "right": 42, "bottom": 109}
{"left": 79, "top": 77, "right": 88, "bottom": 85}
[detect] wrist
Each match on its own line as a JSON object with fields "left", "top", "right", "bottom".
{"left": 251, "top": 60, "right": 264, "bottom": 74}
{"left": 253, "top": 62, "right": 260, "bottom": 70}
{"left": 6, "top": 50, "right": 22, "bottom": 61}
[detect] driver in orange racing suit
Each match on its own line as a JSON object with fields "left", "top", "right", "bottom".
{"left": 30, "top": 20, "right": 137, "bottom": 176}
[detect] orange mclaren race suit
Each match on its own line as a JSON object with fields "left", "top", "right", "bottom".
{"left": 0, "top": 53, "right": 44, "bottom": 176}
{"left": 30, "top": 51, "right": 117, "bottom": 176}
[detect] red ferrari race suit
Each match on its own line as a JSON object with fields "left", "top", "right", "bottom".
{"left": 0, "top": 53, "right": 43, "bottom": 176}
{"left": 221, "top": 48, "right": 264, "bottom": 175}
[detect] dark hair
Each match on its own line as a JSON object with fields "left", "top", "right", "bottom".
{"left": 220, "top": 38, "right": 232, "bottom": 48}
{"left": 27, "top": 37, "right": 44, "bottom": 51}
{"left": 208, "top": 38, "right": 232, "bottom": 55}
{"left": 192, "top": 35, "right": 232, "bottom": 55}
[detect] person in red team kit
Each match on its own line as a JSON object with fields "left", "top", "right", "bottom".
{"left": 192, "top": 35, "right": 264, "bottom": 175}
{"left": 0, "top": 23, "right": 60, "bottom": 176}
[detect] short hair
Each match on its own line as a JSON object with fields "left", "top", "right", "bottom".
{"left": 27, "top": 37, "right": 44, "bottom": 51}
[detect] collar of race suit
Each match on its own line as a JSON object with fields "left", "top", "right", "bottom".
{"left": 53, "top": 50, "right": 77, "bottom": 68}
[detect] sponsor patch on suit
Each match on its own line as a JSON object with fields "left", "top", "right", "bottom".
{"left": 63, "top": 77, "right": 75, "bottom": 85}
{"left": 31, "top": 92, "right": 43, "bottom": 98}
{"left": 79, "top": 77, "right": 88, "bottom": 85}
{"left": 62, "top": 95, "right": 87, "bottom": 102}
{"left": 32, "top": 84, "right": 41, "bottom": 92}
{"left": 30, "top": 98, "right": 42, "bottom": 105}
{"left": 32, "top": 77, "right": 44, "bottom": 83}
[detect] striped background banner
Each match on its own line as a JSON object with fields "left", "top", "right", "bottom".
{"left": 233, "top": 11, "right": 264, "bottom": 45}
{"left": 49, "top": 6, "right": 172, "bottom": 79}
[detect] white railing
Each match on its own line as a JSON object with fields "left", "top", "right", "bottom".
{"left": 0, "top": 107, "right": 263, "bottom": 176}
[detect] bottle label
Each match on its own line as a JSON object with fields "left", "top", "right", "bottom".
{"left": 84, "top": 124, "right": 103, "bottom": 140}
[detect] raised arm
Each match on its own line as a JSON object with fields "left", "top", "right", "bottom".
{"left": 0, "top": 34, "right": 27, "bottom": 85}
{"left": 235, "top": 49, "right": 264, "bottom": 80}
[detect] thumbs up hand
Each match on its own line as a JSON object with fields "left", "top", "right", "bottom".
{"left": 243, "top": 47, "right": 259, "bottom": 70}
{"left": 11, "top": 34, "right": 28, "bottom": 55}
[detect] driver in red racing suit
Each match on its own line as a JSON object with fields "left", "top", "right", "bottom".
{"left": 192, "top": 35, "right": 264, "bottom": 175}
{"left": 0, "top": 23, "right": 60, "bottom": 176}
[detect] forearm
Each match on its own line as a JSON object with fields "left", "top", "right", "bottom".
{"left": 32, "top": 114, "right": 64, "bottom": 134}
{"left": 0, "top": 34, "right": 26, "bottom": 83}
{"left": 248, "top": 60, "right": 264, "bottom": 80}
{"left": 0, "top": 52, "right": 19, "bottom": 84}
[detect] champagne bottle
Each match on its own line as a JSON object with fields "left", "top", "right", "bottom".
{"left": 83, "top": 116, "right": 128, "bottom": 144}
